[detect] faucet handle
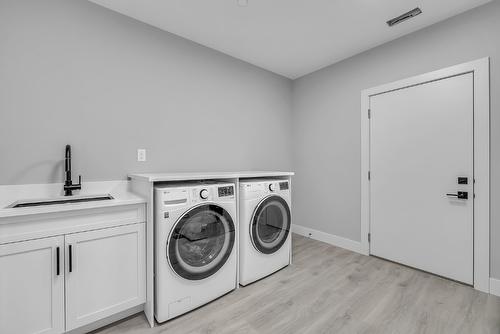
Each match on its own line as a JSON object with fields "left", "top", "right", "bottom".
{"left": 77, "top": 175, "right": 82, "bottom": 186}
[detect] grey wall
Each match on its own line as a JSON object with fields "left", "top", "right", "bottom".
{"left": 292, "top": 1, "right": 500, "bottom": 279}
{"left": 0, "top": 0, "right": 293, "bottom": 185}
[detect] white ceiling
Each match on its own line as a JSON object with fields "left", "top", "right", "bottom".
{"left": 88, "top": 0, "right": 491, "bottom": 79}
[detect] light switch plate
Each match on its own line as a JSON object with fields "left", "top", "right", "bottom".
{"left": 137, "top": 149, "right": 146, "bottom": 162}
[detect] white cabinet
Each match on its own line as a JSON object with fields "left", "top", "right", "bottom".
{"left": 65, "top": 224, "right": 146, "bottom": 331}
{"left": 0, "top": 215, "right": 146, "bottom": 334}
{"left": 0, "top": 236, "right": 65, "bottom": 334}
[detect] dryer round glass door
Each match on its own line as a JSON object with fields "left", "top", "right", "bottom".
{"left": 168, "top": 204, "right": 235, "bottom": 280}
{"left": 250, "top": 195, "right": 291, "bottom": 254}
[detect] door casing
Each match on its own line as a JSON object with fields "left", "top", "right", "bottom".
{"left": 360, "top": 58, "right": 490, "bottom": 293}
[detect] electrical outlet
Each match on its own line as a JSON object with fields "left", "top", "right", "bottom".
{"left": 137, "top": 149, "right": 146, "bottom": 162}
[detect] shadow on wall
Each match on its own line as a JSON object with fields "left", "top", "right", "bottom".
{"left": 8, "top": 160, "right": 64, "bottom": 185}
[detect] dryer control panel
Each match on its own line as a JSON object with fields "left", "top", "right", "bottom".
{"left": 268, "top": 181, "right": 289, "bottom": 193}
{"left": 240, "top": 180, "right": 291, "bottom": 199}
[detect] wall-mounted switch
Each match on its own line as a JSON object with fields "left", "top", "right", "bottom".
{"left": 137, "top": 149, "right": 146, "bottom": 162}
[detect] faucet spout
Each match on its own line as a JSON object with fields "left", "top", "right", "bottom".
{"left": 63, "top": 144, "right": 82, "bottom": 196}
{"left": 65, "top": 145, "right": 72, "bottom": 185}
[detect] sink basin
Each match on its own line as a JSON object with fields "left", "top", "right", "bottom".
{"left": 8, "top": 194, "right": 114, "bottom": 208}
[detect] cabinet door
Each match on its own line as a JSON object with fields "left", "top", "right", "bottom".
{"left": 0, "top": 236, "right": 65, "bottom": 334}
{"left": 65, "top": 223, "right": 146, "bottom": 331}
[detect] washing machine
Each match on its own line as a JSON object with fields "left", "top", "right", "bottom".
{"left": 154, "top": 182, "right": 237, "bottom": 322}
{"left": 239, "top": 179, "right": 292, "bottom": 286}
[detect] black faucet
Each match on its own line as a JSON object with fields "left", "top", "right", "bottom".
{"left": 64, "top": 145, "right": 82, "bottom": 196}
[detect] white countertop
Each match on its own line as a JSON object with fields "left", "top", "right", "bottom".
{"left": 128, "top": 171, "right": 294, "bottom": 182}
{"left": 0, "top": 172, "right": 294, "bottom": 219}
{"left": 0, "top": 181, "right": 146, "bottom": 219}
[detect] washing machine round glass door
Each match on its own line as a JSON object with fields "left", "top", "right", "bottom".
{"left": 168, "top": 204, "right": 235, "bottom": 280}
{"left": 250, "top": 195, "right": 291, "bottom": 254}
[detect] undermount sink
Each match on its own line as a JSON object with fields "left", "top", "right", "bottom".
{"left": 7, "top": 194, "right": 114, "bottom": 208}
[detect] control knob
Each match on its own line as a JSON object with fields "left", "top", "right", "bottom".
{"left": 200, "top": 189, "right": 209, "bottom": 199}
{"left": 269, "top": 183, "right": 277, "bottom": 192}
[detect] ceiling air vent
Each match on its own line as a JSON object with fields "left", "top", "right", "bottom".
{"left": 387, "top": 8, "right": 422, "bottom": 27}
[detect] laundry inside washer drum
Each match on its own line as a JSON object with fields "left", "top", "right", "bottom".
{"left": 169, "top": 204, "right": 235, "bottom": 280}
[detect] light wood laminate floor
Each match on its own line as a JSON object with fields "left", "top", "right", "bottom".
{"left": 94, "top": 234, "right": 500, "bottom": 334}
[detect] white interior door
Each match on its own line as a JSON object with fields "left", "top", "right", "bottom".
{"left": 369, "top": 73, "right": 473, "bottom": 284}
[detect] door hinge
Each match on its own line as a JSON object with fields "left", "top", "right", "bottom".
{"left": 368, "top": 233, "right": 371, "bottom": 243}
{"left": 368, "top": 171, "right": 371, "bottom": 180}
{"left": 368, "top": 109, "right": 371, "bottom": 119}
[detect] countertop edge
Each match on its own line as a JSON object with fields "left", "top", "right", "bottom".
{"left": 127, "top": 171, "right": 295, "bottom": 182}
{"left": 0, "top": 198, "right": 147, "bottom": 220}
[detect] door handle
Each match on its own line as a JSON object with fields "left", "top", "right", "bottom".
{"left": 446, "top": 191, "right": 468, "bottom": 200}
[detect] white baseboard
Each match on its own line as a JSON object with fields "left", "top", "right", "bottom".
{"left": 293, "top": 224, "right": 365, "bottom": 255}
{"left": 490, "top": 278, "right": 500, "bottom": 297}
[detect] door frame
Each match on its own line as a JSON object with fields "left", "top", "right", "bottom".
{"left": 360, "top": 58, "right": 490, "bottom": 293}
